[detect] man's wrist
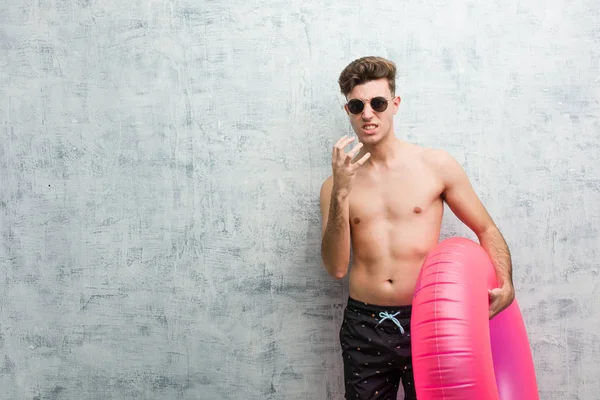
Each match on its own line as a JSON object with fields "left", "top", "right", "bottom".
{"left": 332, "top": 186, "right": 350, "bottom": 201}
{"left": 501, "top": 283, "right": 515, "bottom": 297}
{"left": 501, "top": 280, "right": 514, "bottom": 289}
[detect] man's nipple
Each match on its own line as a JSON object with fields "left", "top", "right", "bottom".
{"left": 413, "top": 207, "right": 422, "bottom": 214}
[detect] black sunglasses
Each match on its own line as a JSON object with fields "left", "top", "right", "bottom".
{"left": 346, "top": 96, "right": 394, "bottom": 114}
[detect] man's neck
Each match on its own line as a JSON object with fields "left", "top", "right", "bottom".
{"left": 363, "top": 134, "right": 406, "bottom": 166}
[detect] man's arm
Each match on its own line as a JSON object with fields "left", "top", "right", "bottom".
{"left": 319, "top": 176, "right": 351, "bottom": 279}
{"left": 432, "top": 150, "right": 515, "bottom": 318}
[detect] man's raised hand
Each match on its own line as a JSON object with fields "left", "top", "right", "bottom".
{"left": 331, "top": 136, "right": 371, "bottom": 197}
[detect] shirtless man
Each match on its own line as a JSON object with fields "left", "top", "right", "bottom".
{"left": 319, "top": 56, "right": 515, "bottom": 399}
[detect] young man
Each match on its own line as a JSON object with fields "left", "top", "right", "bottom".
{"left": 319, "top": 56, "right": 515, "bottom": 399}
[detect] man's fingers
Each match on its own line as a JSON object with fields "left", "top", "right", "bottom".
{"left": 488, "top": 289, "right": 509, "bottom": 319}
{"left": 344, "top": 142, "right": 364, "bottom": 163}
{"left": 334, "top": 135, "right": 355, "bottom": 150}
{"left": 354, "top": 152, "right": 371, "bottom": 166}
{"left": 332, "top": 136, "right": 369, "bottom": 169}
{"left": 333, "top": 136, "right": 357, "bottom": 163}
{"left": 334, "top": 135, "right": 352, "bottom": 147}
{"left": 333, "top": 136, "right": 346, "bottom": 149}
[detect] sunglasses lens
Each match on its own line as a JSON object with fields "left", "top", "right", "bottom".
{"left": 347, "top": 100, "right": 364, "bottom": 114}
{"left": 371, "top": 97, "right": 388, "bottom": 112}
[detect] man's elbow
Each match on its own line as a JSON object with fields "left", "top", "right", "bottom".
{"left": 476, "top": 226, "right": 511, "bottom": 254}
{"left": 330, "top": 269, "right": 347, "bottom": 280}
{"left": 321, "top": 256, "right": 348, "bottom": 280}
{"left": 476, "top": 224, "right": 501, "bottom": 240}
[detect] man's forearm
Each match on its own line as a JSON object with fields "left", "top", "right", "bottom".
{"left": 478, "top": 227, "right": 513, "bottom": 289}
{"left": 321, "top": 191, "right": 351, "bottom": 279}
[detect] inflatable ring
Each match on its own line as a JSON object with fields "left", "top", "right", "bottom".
{"left": 410, "top": 237, "right": 539, "bottom": 399}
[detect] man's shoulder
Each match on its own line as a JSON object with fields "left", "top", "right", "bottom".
{"left": 413, "top": 145, "right": 455, "bottom": 167}
{"left": 319, "top": 175, "right": 334, "bottom": 196}
{"left": 320, "top": 175, "right": 333, "bottom": 188}
{"left": 416, "top": 147, "right": 467, "bottom": 184}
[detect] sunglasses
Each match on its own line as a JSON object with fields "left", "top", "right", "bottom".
{"left": 346, "top": 96, "right": 394, "bottom": 114}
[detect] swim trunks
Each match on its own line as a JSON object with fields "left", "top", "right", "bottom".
{"left": 339, "top": 297, "right": 416, "bottom": 399}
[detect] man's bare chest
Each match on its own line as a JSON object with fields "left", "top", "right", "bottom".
{"left": 349, "top": 169, "right": 444, "bottom": 223}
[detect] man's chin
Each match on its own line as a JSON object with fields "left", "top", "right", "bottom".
{"left": 358, "top": 132, "right": 381, "bottom": 143}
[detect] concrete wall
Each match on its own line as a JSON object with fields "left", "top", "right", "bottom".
{"left": 1, "top": 0, "right": 598, "bottom": 399}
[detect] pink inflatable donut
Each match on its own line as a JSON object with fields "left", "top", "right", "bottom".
{"left": 410, "top": 237, "right": 539, "bottom": 400}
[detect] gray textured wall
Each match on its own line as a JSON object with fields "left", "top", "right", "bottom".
{"left": 1, "top": 0, "right": 599, "bottom": 399}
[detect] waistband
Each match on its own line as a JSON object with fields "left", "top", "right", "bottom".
{"left": 346, "top": 296, "right": 412, "bottom": 315}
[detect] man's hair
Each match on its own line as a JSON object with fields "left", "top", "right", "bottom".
{"left": 338, "top": 56, "right": 397, "bottom": 97}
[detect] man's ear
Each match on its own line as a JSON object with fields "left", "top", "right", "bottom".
{"left": 343, "top": 103, "right": 350, "bottom": 115}
{"left": 393, "top": 95, "right": 402, "bottom": 113}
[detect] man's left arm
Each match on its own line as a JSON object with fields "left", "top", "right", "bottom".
{"left": 431, "top": 150, "right": 515, "bottom": 319}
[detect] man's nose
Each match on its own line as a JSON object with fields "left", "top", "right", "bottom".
{"left": 362, "top": 103, "right": 375, "bottom": 119}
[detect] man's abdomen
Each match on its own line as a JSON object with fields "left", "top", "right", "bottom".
{"left": 348, "top": 259, "right": 424, "bottom": 306}
{"left": 348, "top": 220, "right": 442, "bottom": 306}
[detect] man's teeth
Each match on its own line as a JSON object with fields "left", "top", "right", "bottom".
{"left": 364, "top": 125, "right": 376, "bottom": 129}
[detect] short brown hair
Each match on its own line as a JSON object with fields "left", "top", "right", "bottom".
{"left": 338, "top": 56, "right": 397, "bottom": 97}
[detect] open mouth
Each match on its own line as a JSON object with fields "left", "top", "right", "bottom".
{"left": 362, "top": 124, "right": 378, "bottom": 133}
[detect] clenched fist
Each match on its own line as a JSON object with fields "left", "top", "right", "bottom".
{"left": 331, "top": 136, "right": 371, "bottom": 197}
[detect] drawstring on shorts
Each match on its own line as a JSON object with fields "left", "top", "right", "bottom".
{"left": 377, "top": 311, "right": 405, "bottom": 334}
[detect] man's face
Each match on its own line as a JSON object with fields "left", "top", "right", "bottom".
{"left": 344, "top": 78, "right": 401, "bottom": 144}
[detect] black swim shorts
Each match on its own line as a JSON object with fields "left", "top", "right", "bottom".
{"left": 339, "top": 297, "right": 416, "bottom": 400}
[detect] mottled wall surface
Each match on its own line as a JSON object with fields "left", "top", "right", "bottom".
{"left": 1, "top": 0, "right": 599, "bottom": 399}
